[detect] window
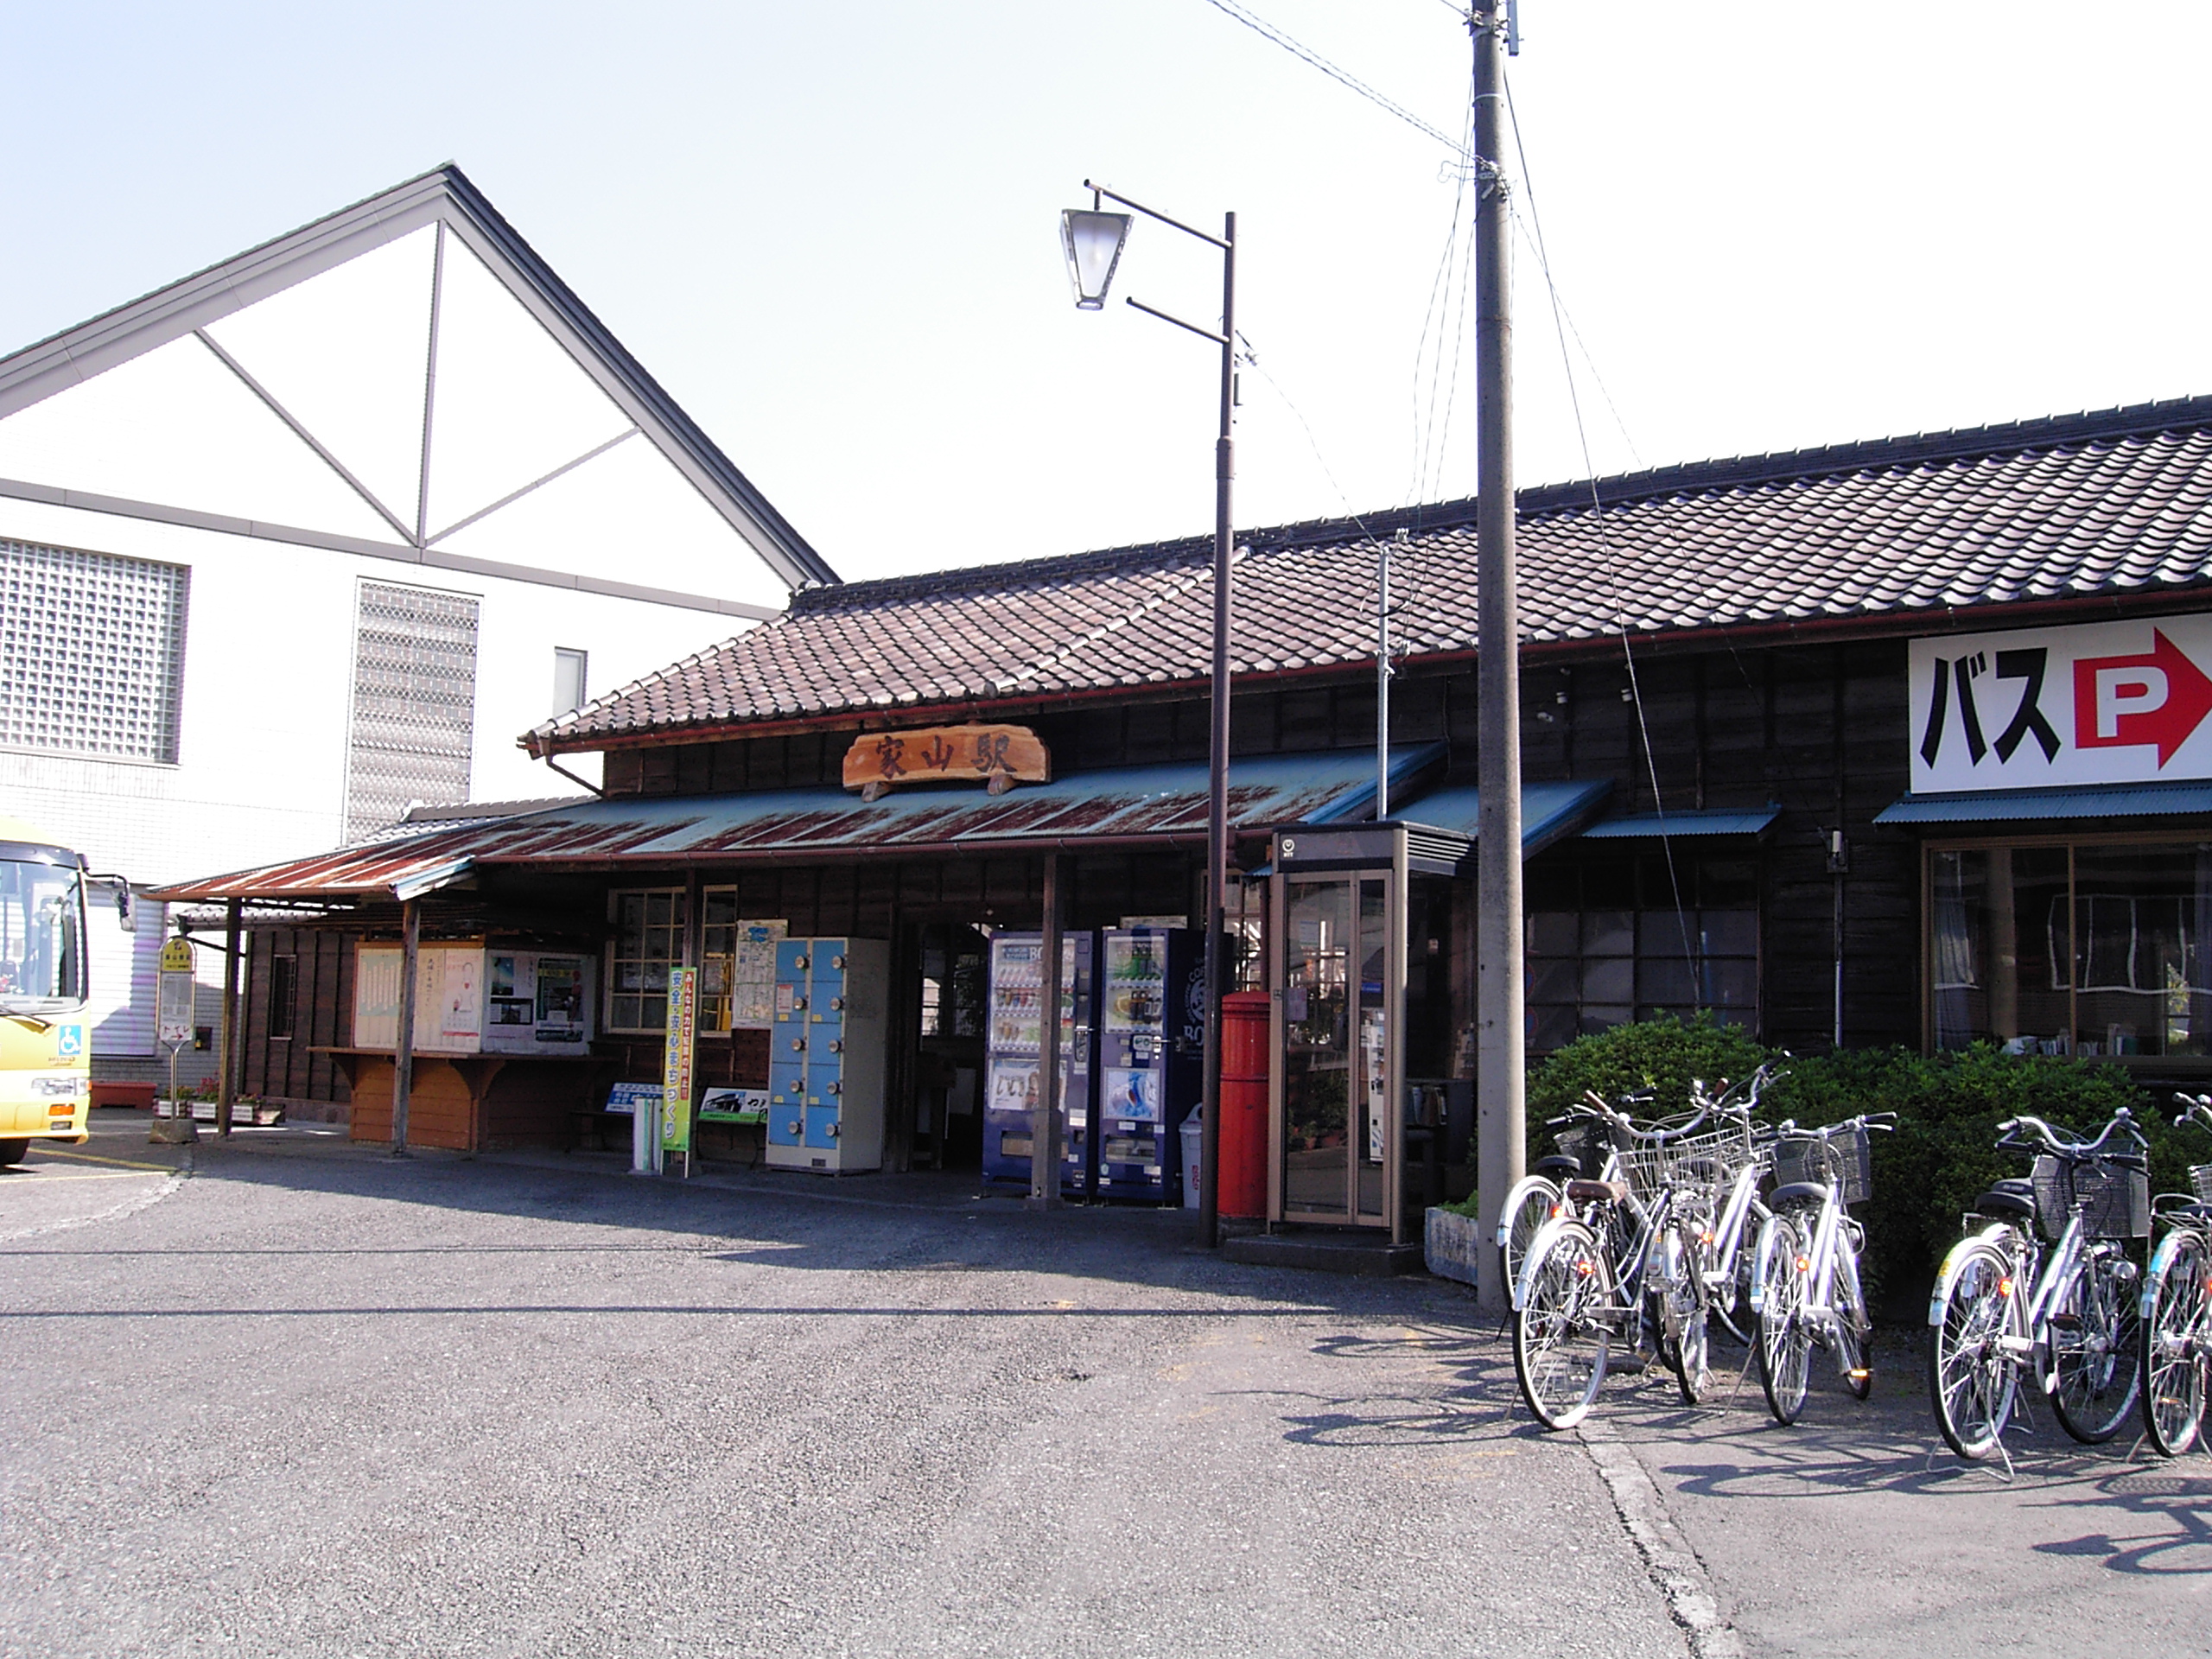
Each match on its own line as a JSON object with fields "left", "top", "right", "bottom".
{"left": 1525, "top": 848, "right": 1760, "bottom": 1052}
{"left": 268, "top": 955, "right": 297, "bottom": 1040}
{"left": 608, "top": 888, "right": 686, "bottom": 1032}
{"left": 345, "top": 581, "right": 479, "bottom": 841}
{"left": 552, "top": 647, "right": 588, "bottom": 716}
{"left": 1929, "top": 837, "right": 2212, "bottom": 1059}
{"left": 0, "top": 539, "right": 188, "bottom": 762}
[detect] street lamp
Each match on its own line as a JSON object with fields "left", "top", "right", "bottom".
{"left": 1060, "top": 178, "right": 1236, "bottom": 1250}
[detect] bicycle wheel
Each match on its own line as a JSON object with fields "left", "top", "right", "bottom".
{"left": 1512, "top": 1221, "right": 1614, "bottom": 1430}
{"left": 1665, "top": 1217, "right": 1713, "bottom": 1406}
{"left": 1832, "top": 1226, "right": 1874, "bottom": 1401}
{"left": 1927, "top": 1238, "right": 2020, "bottom": 1460}
{"left": 1756, "top": 1211, "right": 1812, "bottom": 1426}
{"left": 1497, "top": 1175, "right": 1563, "bottom": 1307}
{"left": 2140, "top": 1228, "right": 2210, "bottom": 1458}
{"left": 2049, "top": 1243, "right": 2143, "bottom": 1445}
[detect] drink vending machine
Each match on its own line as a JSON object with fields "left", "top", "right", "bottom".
{"left": 766, "top": 938, "right": 890, "bottom": 1173}
{"left": 1095, "top": 926, "right": 1205, "bottom": 1203}
{"left": 981, "top": 931, "right": 1096, "bottom": 1197}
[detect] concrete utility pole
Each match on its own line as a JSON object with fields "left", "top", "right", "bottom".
{"left": 1472, "top": 4, "right": 1525, "bottom": 1315}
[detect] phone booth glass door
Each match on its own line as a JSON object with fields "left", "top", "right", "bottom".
{"left": 1279, "top": 872, "right": 1389, "bottom": 1226}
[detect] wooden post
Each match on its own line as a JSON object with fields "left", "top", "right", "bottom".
{"left": 392, "top": 899, "right": 418, "bottom": 1156}
{"left": 1028, "top": 855, "right": 1065, "bottom": 1209}
{"left": 216, "top": 897, "right": 242, "bottom": 1137}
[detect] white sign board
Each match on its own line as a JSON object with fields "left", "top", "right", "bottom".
{"left": 1909, "top": 615, "right": 2212, "bottom": 794}
{"left": 156, "top": 970, "right": 195, "bottom": 1048}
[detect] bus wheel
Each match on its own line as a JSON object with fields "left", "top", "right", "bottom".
{"left": 0, "top": 1138, "right": 29, "bottom": 1166}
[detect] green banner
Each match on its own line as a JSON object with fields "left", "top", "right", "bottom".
{"left": 661, "top": 964, "right": 697, "bottom": 1153}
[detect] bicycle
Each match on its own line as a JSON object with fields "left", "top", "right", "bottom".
{"left": 1510, "top": 1093, "right": 1745, "bottom": 1427}
{"left": 1925, "top": 1108, "right": 2148, "bottom": 1461}
{"left": 1670, "top": 1066, "right": 1783, "bottom": 1402}
{"left": 2138, "top": 1093, "right": 2212, "bottom": 1457}
{"left": 1749, "top": 1112, "right": 1894, "bottom": 1425}
{"left": 1494, "top": 1090, "right": 1653, "bottom": 1304}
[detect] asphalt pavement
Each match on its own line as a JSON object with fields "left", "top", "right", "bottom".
{"left": 3, "top": 1115, "right": 1682, "bottom": 1659}
{"left": 5, "top": 1115, "right": 2205, "bottom": 1658}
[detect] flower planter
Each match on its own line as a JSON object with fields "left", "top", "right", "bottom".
{"left": 1424, "top": 1205, "right": 1484, "bottom": 1291}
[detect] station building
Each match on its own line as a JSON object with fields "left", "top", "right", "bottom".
{"left": 154, "top": 395, "right": 2212, "bottom": 1241}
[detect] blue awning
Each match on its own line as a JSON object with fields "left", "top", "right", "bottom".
{"left": 1874, "top": 782, "right": 2212, "bottom": 825}
{"left": 1391, "top": 779, "right": 1614, "bottom": 858}
{"left": 1582, "top": 806, "right": 1780, "bottom": 839}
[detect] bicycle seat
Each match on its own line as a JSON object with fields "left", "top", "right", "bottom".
{"left": 1974, "top": 1187, "right": 2037, "bottom": 1223}
{"left": 1535, "top": 1155, "right": 1582, "bottom": 1179}
{"left": 1565, "top": 1179, "right": 1628, "bottom": 1205}
{"left": 1769, "top": 1180, "right": 1830, "bottom": 1208}
{"left": 1992, "top": 1178, "right": 2034, "bottom": 1198}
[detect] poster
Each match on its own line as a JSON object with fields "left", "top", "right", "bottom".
{"left": 661, "top": 964, "right": 697, "bottom": 1153}
{"left": 732, "top": 921, "right": 785, "bottom": 1028}
{"left": 438, "top": 950, "right": 481, "bottom": 1044}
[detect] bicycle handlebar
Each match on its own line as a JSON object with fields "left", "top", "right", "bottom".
{"left": 2173, "top": 1091, "right": 2212, "bottom": 1135}
{"left": 1994, "top": 1107, "right": 2145, "bottom": 1160}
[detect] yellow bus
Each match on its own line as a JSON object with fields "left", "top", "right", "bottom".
{"left": 0, "top": 817, "right": 92, "bottom": 1166}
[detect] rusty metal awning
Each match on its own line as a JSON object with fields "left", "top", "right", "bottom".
{"left": 150, "top": 743, "right": 1448, "bottom": 905}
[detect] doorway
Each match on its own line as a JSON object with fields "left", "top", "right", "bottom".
{"left": 907, "top": 922, "right": 987, "bottom": 1169}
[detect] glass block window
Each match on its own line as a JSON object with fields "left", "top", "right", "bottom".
{"left": 1525, "top": 846, "right": 1761, "bottom": 1052}
{"left": 0, "top": 539, "right": 188, "bottom": 762}
{"left": 345, "top": 581, "right": 479, "bottom": 841}
{"left": 608, "top": 887, "right": 686, "bottom": 1033}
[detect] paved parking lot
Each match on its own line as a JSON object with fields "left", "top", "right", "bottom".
{"left": 3, "top": 1115, "right": 2207, "bottom": 1657}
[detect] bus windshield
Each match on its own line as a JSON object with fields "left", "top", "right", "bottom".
{"left": 0, "top": 857, "right": 87, "bottom": 1014}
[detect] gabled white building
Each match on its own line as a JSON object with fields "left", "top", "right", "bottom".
{"left": 0, "top": 165, "right": 834, "bottom": 1074}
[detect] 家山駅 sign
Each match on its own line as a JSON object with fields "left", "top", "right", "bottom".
{"left": 1909, "top": 615, "right": 2212, "bottom": 794}
{"left": 842, "top": 724, "right": 1050, "bottom": 801}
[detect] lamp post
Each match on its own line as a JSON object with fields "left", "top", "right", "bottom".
{"left": 1061, "top": 181, "right": 1236, "bottom": 1250}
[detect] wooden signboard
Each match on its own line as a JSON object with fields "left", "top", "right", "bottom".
{"left": 842, "top": 724, "right": 1050, "bottom": 801}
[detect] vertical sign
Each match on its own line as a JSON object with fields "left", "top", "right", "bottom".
{"left": 156, "top": 937, "right": 196, "bottom": 1046}
{"left": 661, "top": 964, "right": 697, "bottom": 1154}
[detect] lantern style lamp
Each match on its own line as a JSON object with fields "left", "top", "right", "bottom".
{"left": 1060, "top": 207, "right": 1131, "bottom": 310}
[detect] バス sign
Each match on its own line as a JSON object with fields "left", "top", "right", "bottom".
{"left": 1909, "top": 616, "right": 2212, "bottom": 793}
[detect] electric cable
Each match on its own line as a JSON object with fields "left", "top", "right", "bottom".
{"left": 1502, "top": 60, "right": 1698, "bottom": 982}
{"left": 1196, "top": 0, "right": 1472, "bottom": 162}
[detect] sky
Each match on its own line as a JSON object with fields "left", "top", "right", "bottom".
{"left": 4, "top": 3, "right": 2210, "bottom": 587}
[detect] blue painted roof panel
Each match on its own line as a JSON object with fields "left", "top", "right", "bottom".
{"left": 1874, "top": 783, "right": 2212, "bottom": 824}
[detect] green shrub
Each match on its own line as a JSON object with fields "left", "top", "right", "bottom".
{"left": 1489, "top": 1019, "right": 2171, "bottom": 1316}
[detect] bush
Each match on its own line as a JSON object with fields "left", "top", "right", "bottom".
{"left": 1493, "top": 1018, "right": 2171, "bottom": 1318}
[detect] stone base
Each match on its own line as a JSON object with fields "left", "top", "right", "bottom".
{"left": 149, "top": 1118, "right": 200, "bottom": 1145}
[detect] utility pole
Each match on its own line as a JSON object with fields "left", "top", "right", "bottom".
{"left": 1471, "top": 4, "right": 1524, "bottom": 1315}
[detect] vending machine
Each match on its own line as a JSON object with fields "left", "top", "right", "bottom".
{"left": 766, "top": 938, "right": 890, "bottom": 1173}
{"left": 1095, "top": 926, "right": 1205, "bottom": 1203}
{"left": 982, "top": 931, "right": 1097, "bottom": 1198}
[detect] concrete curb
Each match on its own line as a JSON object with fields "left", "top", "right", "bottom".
{"left": 0, "top": 1145, "right": 193, "bottom": 1243}
{"left": 1580, "top": 1418, "right": 1746, "bottom": 1659}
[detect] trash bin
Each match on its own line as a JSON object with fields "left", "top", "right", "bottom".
{"left": 1179, "top": 1106, "right": 1204, "bottom": 1209}
{"left": 1219, "top": 990, "right": 1271, "bottom": 1218}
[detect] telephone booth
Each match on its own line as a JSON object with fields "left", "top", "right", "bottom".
{"left": 1268, "top": 821, "right": 1476, "bottom": 1244}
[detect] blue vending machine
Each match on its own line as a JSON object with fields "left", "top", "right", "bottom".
{"left": 1095, "top": 926, "right": 1205, "bottom": 1203}
{"left": 981, "top": 931, "right": 1097, "bottom": 1197}
{"left": 766, "top": 938, "right": 890, "bottom": 1173}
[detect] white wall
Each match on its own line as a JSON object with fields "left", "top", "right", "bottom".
{"left": 0, "top": 493, "right": 753, "bottom": 890}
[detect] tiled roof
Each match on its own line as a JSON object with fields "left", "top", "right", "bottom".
{"left": 530, "top": 396, "right": 2212, "bottom": 753}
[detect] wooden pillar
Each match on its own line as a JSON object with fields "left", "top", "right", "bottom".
{"left": 215, "top": 897, "right": 242, "bottom": 1137}
{"left": 392, "top": 899, "right": 419, "bottom": 1155}
{"left": 1029, "top": 854, "right": 1065, "bottom": 1210}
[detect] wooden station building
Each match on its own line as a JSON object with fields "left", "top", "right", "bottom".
{"left": 155, "top": 395, "right": 2212, "bottom": 1236}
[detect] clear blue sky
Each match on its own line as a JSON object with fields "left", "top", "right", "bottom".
{"left": 5, "top": 3, "right": 2208, "bottom": 584}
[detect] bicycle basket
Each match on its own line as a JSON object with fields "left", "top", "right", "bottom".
{"left": 2192, "top": 1162, "right": 2212, "bottom": 1206}
{"left": 1667, "top": 1119, "right": 1759, "bottom": 1192}
{"left": 2031, "top": 1153, "right": 2152, "bottom": 1242}
{"left": 1609, "top": 1131, "right": 1673, "bottom": 1204}
{"left": 1553, "top": 1122, "right": 1608, "bottom": 1181}
{"left": 1770, "top": 1125, "right": 1873, "bottom": 1207}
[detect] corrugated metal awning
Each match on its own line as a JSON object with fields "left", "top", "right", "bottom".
{"left": 1390, "top": 779, "right": 1614, "bottom": 860}
{"left": 1874, "top": 781, "right": 2212, "bottom": 825}
{"left": 1581, "top": 807, "right": 1781, "bottom": 839}
{"left": 150, "top": 744, "right": 1447, "bottom": 904}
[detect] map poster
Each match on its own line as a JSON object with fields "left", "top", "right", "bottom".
{"left": 661, "top": 964, "right": 697, "bottom": 1154}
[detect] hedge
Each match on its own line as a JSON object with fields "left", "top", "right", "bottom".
{"left": 1464, "top": 1014, "right": 2205, "bottom": 1318}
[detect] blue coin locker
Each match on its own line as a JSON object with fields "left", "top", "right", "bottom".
{"left": 766, "top": 937, "right": 889, "bottom": 1173}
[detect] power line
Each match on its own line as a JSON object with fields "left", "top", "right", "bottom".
{"left": 1195, "top": 0, "right": 1471, "bottom": 162}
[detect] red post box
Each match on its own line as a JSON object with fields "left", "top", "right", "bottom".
{"left": 1218, "top": 990, "right": 1272, "bottom": 1219}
